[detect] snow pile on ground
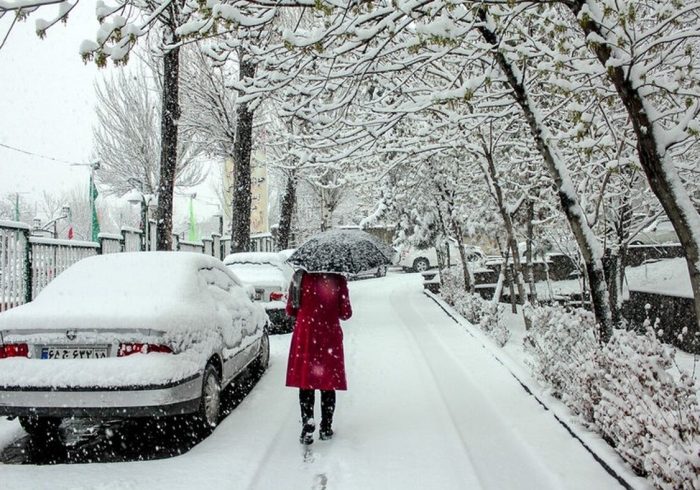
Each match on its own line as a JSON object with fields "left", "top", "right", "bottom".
{"left": 440, "top": 268, "right": 510, "bottom": 346}
{"left": 522, "top": 305, "right": 700, "bottom": 488}
{"left": 626, "top": 258, "right": 692, "bottom": 298}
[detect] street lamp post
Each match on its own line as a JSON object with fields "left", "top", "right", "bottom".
{"left": 126, "top": 185, "right": 156, "bottom": 251}
{"left": 32, "top": 205, "right": 71, "bottom": 238}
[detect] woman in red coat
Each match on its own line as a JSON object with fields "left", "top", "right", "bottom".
{"left": 286, "top": 270, "right": 352, "bottom": 444}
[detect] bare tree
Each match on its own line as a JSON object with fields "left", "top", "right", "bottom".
{"left": 93, "top": 61, "right": 203, "bottom": 197}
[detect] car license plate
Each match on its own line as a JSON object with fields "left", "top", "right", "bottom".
{"left": 41, "top": 346, "right": 108, "bottom": 359}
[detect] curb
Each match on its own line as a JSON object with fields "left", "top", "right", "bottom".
{"left": 424, "top": 290, "right": 639, "bottom": 490}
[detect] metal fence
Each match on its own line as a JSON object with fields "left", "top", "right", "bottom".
{"left": 29, "top": 237, "right": 99, "bottom": 300}
{"left": 0, "top": 220, "right": 279, "bottom": 312}
{"left": 0, "top": 221, "right": 30, "bottom": 311}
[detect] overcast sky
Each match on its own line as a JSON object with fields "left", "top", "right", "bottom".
{"left": 0, "top": 4, "right": 105, "bottom": 198}
{"left": 0, "top": 4, "right": 219, "bottom": 224}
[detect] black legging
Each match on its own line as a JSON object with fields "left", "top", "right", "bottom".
{"left": 299, "top": 389, "right": 335, "bottom": 427}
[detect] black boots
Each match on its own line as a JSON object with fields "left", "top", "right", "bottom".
{"left": 299, "top": 389, "right": 336, "bottom": 444}
{"left": 319, "top": 421, "right": 333, "bottom": 440}
{"left": 319, "top": 390, "right": 335, "bottom": 440}
{"left": 300, "top": 418, "right": 315, "bottom": 445}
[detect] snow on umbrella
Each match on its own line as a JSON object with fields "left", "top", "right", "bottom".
{"left": 288, "top": 229, "right": 393, "bottom": 274}
{"left": 341, "top": 228, "right": 395, "bottom": 263}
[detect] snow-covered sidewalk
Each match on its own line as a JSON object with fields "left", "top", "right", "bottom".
{"left": 0, "top": 273, "right": 628, "bottom": 489}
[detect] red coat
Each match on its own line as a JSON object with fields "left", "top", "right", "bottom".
{"left": 285, "top": 273, "right": 352, "bottom": 391}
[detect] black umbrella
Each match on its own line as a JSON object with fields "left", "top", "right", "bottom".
{"left": 288, "top": 229, "right": 393, "bottom": 274}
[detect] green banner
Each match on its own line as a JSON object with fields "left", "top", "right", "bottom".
{"left": 90, "top": 175, "right": 100, "bottom": 242}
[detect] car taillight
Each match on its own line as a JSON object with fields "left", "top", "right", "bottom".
{"left": 269, "top": 291, "right": 285, "bottom": 301}
{"left": 0, "top": 343, "right": 29, "bottom": 358}
{"left": 118, "top": 343, "right": 173, "bottom": 357}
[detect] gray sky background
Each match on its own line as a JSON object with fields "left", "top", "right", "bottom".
{"left": 0, "top": 4, "right": 219, "bottom": 225}
{"left": 0, "top": 4, "right": 105, "bottom": 201}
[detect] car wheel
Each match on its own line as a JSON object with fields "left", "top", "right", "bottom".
{"left": 19, "top": 416, "right": 62, "bottom": 439}
{"left": 250, "top": 332, "right": 270, "bottom": 377}
{"left": 413, "top": 258, "right": 430, "bottom": 272}
{"left": 191, "top": 363, "right": 221, "bottom": 433}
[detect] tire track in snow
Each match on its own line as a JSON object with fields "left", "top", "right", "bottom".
{"left": 346, "top": 277, "right": 485, "bottom": 489}
{"left": 424, "top": 291, "right": 636, "bottom": 490}
{"left": 392, "top": 290, "right": 563, "bottom": 489}
{"left": 241, "top": 400, "right": 299, "bottom": 490}
{"left": 386, "top": 276, "right": 624, "bottom": 490}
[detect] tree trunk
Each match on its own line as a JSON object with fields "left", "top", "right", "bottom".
{"left": 482, "top": 147, "right": 531, "bottom": 327}
{"left": 567, "top": 0, "right": 700, "bottom": 347}
{"left": 507, "top": 261, "right": 517, "bottom": 314}
{"left": 477, "top": 8, "right": 613, "bottom": 342}
{"left": 440, "top": 184, "right": 474, "bottom": 293}
{"left": 320, "top": 188, "right": 331, "bottom": 232}
{"left": 155, "top": 43, "right": 180, "bottom": 251}
{"left": 451, "top": 219, "right": 474, "bottom": 293}
{"left": 608, "top": 199, "right": 631, "bottom": 325}
{"left": 525, "top": 199, "right": 538, "bottom": 304}
{"left": 230, "top": 57, "right": 255, "bottom": 253}
{"left": 277, "top": 172, "right": 297, "bottom": 250}
{"left": 493, "top": 245, "right": 509, "bottom": 304}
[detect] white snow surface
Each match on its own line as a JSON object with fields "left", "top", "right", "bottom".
{"left": 0, "top": 353, "right": 201, "bottom": 388}
{"left": 223, "top": 252, "right": 287, "bottom": 266}
{"left": 226, "top": 263, "right": 286, "bottom": 288}
{"left": 0, "top": 252, "right": 267, "bottom": 387}
{"left": 0, "top": 273, "right": 629, "bottom": 489}
{"left": 0, "top": 252, "right": 263, "bottom": 334}
{"left": 625, "top": 257, "right": 692, "bottom": 298}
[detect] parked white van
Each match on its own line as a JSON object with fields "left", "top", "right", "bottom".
{"left": 397, "top": 241, "right": 485, "bottom": 272}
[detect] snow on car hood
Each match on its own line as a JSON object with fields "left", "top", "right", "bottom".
{"left": 226, "top": 263, "right": 287, "bottom": 288}
{"left": 0, "top": 253, "right": 210, "bottom": 332}
{"left": 0, "top": 252, "right": 265, "bottom": 338}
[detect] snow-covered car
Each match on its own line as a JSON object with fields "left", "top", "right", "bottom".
{"left": 630, "top": 219, "right": 679, "bottom": 246}
{"left": 223, "top": 252, "right": 295, "bottom": 333}
{"left": 0, "top": 252, "right": 269, "bottom": 437}
{"left": 278, "top": 248, "right": 296, "bottom": 260}
{"left": 397, "top": 241, "right": 485, "bottom": 272}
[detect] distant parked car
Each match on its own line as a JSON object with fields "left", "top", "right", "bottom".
{"left": 397, "top": 240, "right": 485, "bottom": 272}
{"left": 224, "top": 252, "right": 295, "bottom": 333}
{"left": 278, "top": 248, "right": 296, "bottom": 261}
{"left": 630, "top": 219, "right": 679, "bottom": 246}
{"left": 0, "top": 252, "right": 269, "bottom": 437}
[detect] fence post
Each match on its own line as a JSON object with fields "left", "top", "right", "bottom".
{"left": 22, "top": 228, "right": 32, "bottom": 304}
{"left": 203, "top": 237, "right": 213, "bottom": 256}
{"left": 212, "top": 233, "right": 221, "bottom": 260}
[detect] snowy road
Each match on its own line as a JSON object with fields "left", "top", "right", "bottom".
{"left": 0, "top": 273, "right": 624, "bottom": 489}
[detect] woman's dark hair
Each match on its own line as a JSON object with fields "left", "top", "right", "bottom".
{"left": 290, "top": 269, "right": 305, "bottom": 309}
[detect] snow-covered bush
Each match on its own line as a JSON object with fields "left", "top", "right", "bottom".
{"left": 523, "top": 305, "right": 600, "bottom": 424}
{"left": 524, "top": 304, "right": 700, "bottom": 488}
{"left": 440, "top": 267, "right": 481, "bottom": 323}
{"left": 594, "top": 326, "right": 700, "bottom": 488}
{"left": 440, "top": 268, "right": 508, "bottom": 346}
{"left": 478, "top": 301, "right": 510, "bottom": 347}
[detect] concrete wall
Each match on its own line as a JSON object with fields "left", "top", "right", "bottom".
{"left": 623, "top": 290, "right": 698, "bottom": 354}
